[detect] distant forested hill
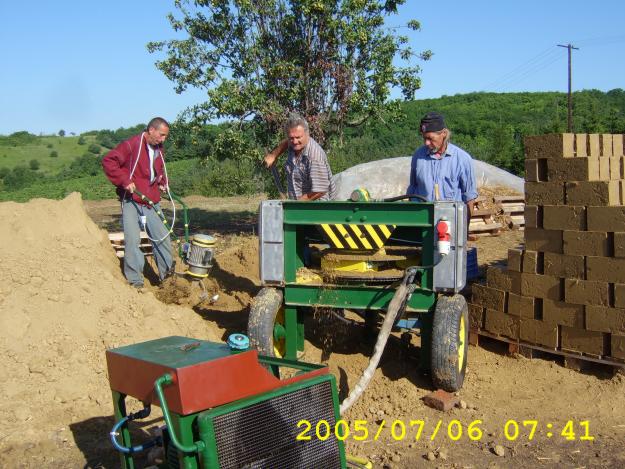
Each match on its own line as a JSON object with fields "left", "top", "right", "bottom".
{"left": 1, "top": 89, "right": 624, "bottom": 200}
{"left": 337, "top": 89, "right": 625, "bottom": 176}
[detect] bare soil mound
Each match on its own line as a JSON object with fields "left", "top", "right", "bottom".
{"left": 0, "top": 193, "right": 219, "bottom": 467}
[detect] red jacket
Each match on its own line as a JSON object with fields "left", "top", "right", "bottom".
{"left": 102, "top": 133, "right": 168, "bottom": 206}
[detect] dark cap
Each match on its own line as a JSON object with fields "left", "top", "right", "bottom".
{"left": 420, "top": 112, "right": 446, "bottom": 133}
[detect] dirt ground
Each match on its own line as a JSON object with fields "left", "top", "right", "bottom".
{"left": 1, "top": 193, "right": 624, "bottom": 468}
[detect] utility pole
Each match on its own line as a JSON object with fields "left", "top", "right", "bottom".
{"left": 557, "top": 43, "right": 579, "bottom": 132}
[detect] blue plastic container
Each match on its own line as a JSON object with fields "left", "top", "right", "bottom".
{"left": 467, "top": 247, "right": 479, "bottom": 281}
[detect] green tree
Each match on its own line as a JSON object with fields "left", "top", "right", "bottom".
{"left": 29, "top": 159, "right": 40, "bottom": 171}
{"left": 88, "top": 143, "right": 101, "bottom": 154}
{"left": 49, "top": 150, "right": 58, "bottom": 158}
{"left": 148, "top": 0, "right": 430, "bottom": 146}
{"left": 58, "top": 129, "right": 66, "bottom": 137}
{"left": 78, "top": 136, "right": 86, "bottom": 145}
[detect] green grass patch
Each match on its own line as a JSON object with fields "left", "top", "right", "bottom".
{"left": 0, "top": 135, "right": 99, "bottom": 175}
{"left": 0, "top": 159, "right": 200, "bottom": 202}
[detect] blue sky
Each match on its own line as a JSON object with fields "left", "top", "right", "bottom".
{"left": 1, "top": 1, "right": 624, "bottom": 135}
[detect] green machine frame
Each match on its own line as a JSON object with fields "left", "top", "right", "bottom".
{"left": 270, "top": 200, "right": 438, "bottom": 363}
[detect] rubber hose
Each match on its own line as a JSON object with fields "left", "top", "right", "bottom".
{"left": 339, "top": 281, "right": 410, "bottom": 415}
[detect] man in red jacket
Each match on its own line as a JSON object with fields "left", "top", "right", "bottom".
{"left": 102, "top": 117, "right": 174, "bottom": 288}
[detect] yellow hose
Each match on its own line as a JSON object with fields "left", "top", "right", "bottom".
{"left": 347, "top": 454, "right": 373, "bottom": 469}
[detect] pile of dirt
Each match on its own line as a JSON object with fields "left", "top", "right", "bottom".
{"left": 0, "top": 193, "right": 221, "bottom": 466}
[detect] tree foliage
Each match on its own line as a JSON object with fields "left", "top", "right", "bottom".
{"left": 148, "top": 0, "right": 430, "bottom": 145}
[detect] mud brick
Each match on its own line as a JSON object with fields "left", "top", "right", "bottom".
{"left": 565, "top": 180, "right": 620, "bottom": 206}
{"left": 588, "top": 134, "right": 601, "bottom": 157}
{"left": 522, "top": 250, "right": 540, "bottom": 274}
{"left": 487, "top": 266, "right": 513, "bottom": 290}
{"left": 563, "top": 231, "right": 608, "bottom": 257}
{"left": 613, "top": 134, "right": 624, "bottom": 157}
{"left": 601, "top": 134, "right": 613, "bottom": 157}
{"left": 586, "top": 257, "right": 625, "bottom": 283}
{"left": 524, "top": 205, "right": 541, "bottom": 229}
{"left": 521, "top": 273, "right": 561, "bottom": 299}
{"left": 561, "top": 326, "right": 605, "bottom": 355}
{"left": 612, "top": 334, "right": 625, "bottom": 359}
{"left": 587, "top": 206, "right": 625, "bottom": 232}
{"left": 585, "top": 305, "right": 625, "bottom": 334}
{"left": 615, "top": 284, "right": 625, "bottom": 308}
{"left": 507, "top": 249, "right": 523, "bottom": 272}
{"left": 508, "top": 271, "right": 522, "bottom": 294}
{"left": 468, "top": 303, "right": 485, "bottom": 330}
{"left": 525, "top": 159, "right": 538, "bottom": 182}
{"left": 575, "top": 133, "right": 588, "bottom": 157}
{"left": 519, "top": 318, "right": 558, "bottom": 348}
{"left": 614, "top": 233, "right": 625, "bottom": 258}
{"left": 525, "top": 182, "right": 565, "bottom": 205}
{"left": 542, "top": 299, "right": 584, "bottom": 328}
{"left": 609, "top": 157, "right": 622, "bottom": 180}
{"left": 423, "top": 389, "right": 459, "bottom": 411}
{"left": 547, "top": 157, "right": 601, "bottom": 181}
{"left": 524, "top": 228, "right": 562, "bottom": 253}
{"left": 599, "top": 157, "right": 611, "bottom": 180}
{"left": 542, "top": 206, "right": 586, "bottom": 231}
{"left": 484, "top": 309, "right": 519, "bottom": 339}
{"left": 524, "top": 133, "right": 575, "bottom": 159}
{"left": 472, "top": 284, "right": 507, "bottom": 311}
{"left": 508, "top": 293, "right": 535, "bottom": 318}
{"left": 564, "top": 279, "right": 609, "bottom": 306}
{"left": 543, "top": 252, "right": 584, "bottom": 279}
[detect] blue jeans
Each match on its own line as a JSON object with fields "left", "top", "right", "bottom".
{"left": 121, "top": 200, "right": 174, "bottom": 286}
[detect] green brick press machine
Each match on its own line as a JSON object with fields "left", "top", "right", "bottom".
{"left": 249, "top": 194, "right": 470, "bottom": 393}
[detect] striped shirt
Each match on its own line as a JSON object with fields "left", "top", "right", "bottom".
{"left": 285, "top": 137, "right": 336, "bottom": 200}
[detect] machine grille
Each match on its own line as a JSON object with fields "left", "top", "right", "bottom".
{"left": 213, "top": 380, "right": 341, "bottom": 469}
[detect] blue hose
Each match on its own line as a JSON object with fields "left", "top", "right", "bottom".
{"left": 109, "top": 405, "right": 162, "bottom": 454}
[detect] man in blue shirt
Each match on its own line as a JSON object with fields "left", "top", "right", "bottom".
{"left": 407, "top": 112, "right": 478, "bottom": 216}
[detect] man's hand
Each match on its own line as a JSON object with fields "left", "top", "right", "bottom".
{"left": 159, "top": 184, "right": 169, "bottom": 193}
{"left": 125, "top": 182, "right": 136, "bottom": 193}
{"left": 298, "top": 192, "right": 325, "bottom": 201}
{"left": 264, "top": 139, "right": 289, "bottom": 168}
{"left": 264, "top": 152, "right": 277, "bottom": 168}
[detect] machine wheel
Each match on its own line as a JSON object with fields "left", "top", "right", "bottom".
{"left": 248, "top": 287, "right": 286, "bottom": 358}
{"left": 431, "top": 294, "right": 469, "bottom": 392}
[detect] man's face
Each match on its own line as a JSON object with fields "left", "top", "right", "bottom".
{"left": 287, "top": 125, "right": 310, "bottom": 154}
{"left": 422, "top": 129, "right": 446, "bottom": 154}
{"left": 146, "top": 124, "right": 169, "bottom": 146}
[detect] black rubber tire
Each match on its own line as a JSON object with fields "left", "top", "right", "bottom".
{"left": 248, "top": 287, "right": 284, "bottom": 357}
{"left": 431, "top": 294, "right": 469, "bottom": 392}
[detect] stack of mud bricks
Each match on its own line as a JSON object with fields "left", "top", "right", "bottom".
{"left": 470, "top": 133, "right": 625, "bottom": 363}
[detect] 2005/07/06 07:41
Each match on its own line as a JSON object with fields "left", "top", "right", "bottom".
{"left": 296, "top": 419, "right": 595, "bottom": 442}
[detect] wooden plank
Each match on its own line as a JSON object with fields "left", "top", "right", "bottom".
{"left": 493, "top": 195, "right": 524, "bottom": 203}
{"left": 469, "top": 222, "right": 503, "bottom": 232}
{"left": 471, "top": 328, "right": 625, "bottom": 370}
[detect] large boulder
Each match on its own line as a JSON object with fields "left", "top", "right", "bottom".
{"left": 332, "top": 156, "right": 524, "bottom": 200}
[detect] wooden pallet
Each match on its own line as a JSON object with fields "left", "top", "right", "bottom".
{"left": 468, "top": 196, "right": 502, "bottom": 239}
{"left": 469, "top": 328, "right": 625, "bottom": 372}
{"left": 108, "top": 231, "right": 153, "bottom": 258}
{"left": 494, "top": 195, "right": 525, "bottom": 230}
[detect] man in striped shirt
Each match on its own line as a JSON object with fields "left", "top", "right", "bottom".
{"left": 264, "top": 114, "right": 336, "bottom": 201}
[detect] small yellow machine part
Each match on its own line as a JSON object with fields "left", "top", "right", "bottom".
{"left": 321, "top": 257, "right": 378, "bottom": 273}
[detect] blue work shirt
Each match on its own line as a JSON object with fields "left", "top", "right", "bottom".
{"left": 407, "top": 142, "right": 478, "bottom": 202}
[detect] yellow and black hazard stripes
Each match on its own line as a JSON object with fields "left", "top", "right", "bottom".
{"left": 319, "top": 223, "right": 396, "bottom": 249}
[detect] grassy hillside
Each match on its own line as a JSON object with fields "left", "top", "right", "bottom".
{"left": 0, "top": 158, "right": 197, "bottom": 202}
{"left": 0, "top": 134, "right": 100, "bottom": 175}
